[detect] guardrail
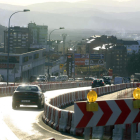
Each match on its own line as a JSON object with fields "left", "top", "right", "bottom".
{"left": 42, "top": 82, "right": 139, "bottom": 139}
{"left": 0, "top": 81, "right": 92, "bottom": 97}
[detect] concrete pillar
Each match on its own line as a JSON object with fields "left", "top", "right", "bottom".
{"left": 112, "top": 124, "right": 123, "bottom": 140}
{"left": 92, "top": 126, "right": 104, "bottom": 140}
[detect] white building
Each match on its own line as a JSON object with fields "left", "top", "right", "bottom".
{"left": 0, "top": 48, "right": 46, "bottom": 82}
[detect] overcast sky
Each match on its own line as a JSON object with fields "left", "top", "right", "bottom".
{"left": 0, "top": 0, "right": 131, "bottom": 6}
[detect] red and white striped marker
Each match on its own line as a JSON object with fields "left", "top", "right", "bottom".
{"left": 74, "top": 99, "right": 140, "bottom": 128}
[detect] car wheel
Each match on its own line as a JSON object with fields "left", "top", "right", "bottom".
{"left": 12, "top": 102, "right": 16, "bottom": 109}
{"left": 38, "top": 101, "right": 42, "bottom": 109}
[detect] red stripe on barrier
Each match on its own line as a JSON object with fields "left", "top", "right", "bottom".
{"left": 97, "top": 101, "right": 113, "bottom": 126}
{"left": 76, "top": 102, "right": 93, "bottom": 128}
{"left": 115, "top": 100, "right": 131, "bottom": 124}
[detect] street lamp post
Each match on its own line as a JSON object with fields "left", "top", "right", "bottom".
{"left": 48, "top": 27, "right": 64, "bottom": 81}
{"left": 7, "top": 9, "right": 30, "bottom": 86}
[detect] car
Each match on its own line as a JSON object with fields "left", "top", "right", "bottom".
{"left": 103, "top": 76, "right": 111, "bottom": 85}
{"left": 37, "top": 75, "right": 47, "bottom": 82}
{"left": 91, "top": 79, "right": 105, "bottom": 88}
{"left": 56, "top": 75, "right": 68, "bottom": 81}
{"left": 49, "top": 76, "right": 57, "bottom": 81}
{"left": 85, "top": 77, "right": 95, "bottom": 81}
{"left": 68, "top": 78, "right": 74, "bottom": 81}
{"left": 75, "top": 78, "right": 84, "bottom": 81}
{"left": 12, "top": 85, "right": 44, "bottom": 109}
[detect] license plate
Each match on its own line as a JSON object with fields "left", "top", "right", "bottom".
{"left": 21, "top": 100, "right": 30, "bottom": 102}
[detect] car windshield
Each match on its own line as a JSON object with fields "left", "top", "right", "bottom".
{"left": 16, "top": 86, "right": 39, "bottom": 91}
{"left": 94, "top": 79, "right": 103, "bottom": 83}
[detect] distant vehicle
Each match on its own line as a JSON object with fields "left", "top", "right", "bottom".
{"left": 49, "top": 76, "right": 57, "bottom": 81}
{"left": 103, "top": 76, "right": 111, "bottom": 85}
{"left": 91, "top": 79, "right": 105, "bottom": 88}
{"left": 75, "top": 78, "right": 84, "bottom": 81}
{"left": 85, "top": 77, "right": 95, "bottom": 81}
{"left": 29, "top": 75, "right": 38, "bottom": 82}
{"left": 123, "top": 77, "right": 130, "bottom": 83}
{"left": 12, "top": 85, "right": 44, "bottom": 109}
{"left": 133, "top": 78, "right": 139, "bottom": 82}
{"left": 56, "top": 75, "right": 68, "bottom": 81}
{"left": 37, "top": 75, "right": 47, "bottom": 82}
{"left": 114, "top": 77, "right": 124, "bottom": 85}
{"left": 68, "top": 78, "right": 74, "bottom": 82}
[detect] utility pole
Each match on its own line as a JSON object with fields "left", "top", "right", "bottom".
{"left": 73, "top": 45, "right": 75, "bottom": 81}
{"left": 62, "top": 34, "right": 67, "bottom": 55}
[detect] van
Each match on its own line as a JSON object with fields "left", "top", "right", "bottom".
{"left": 57, "top": 75, "right": 68, "bottom": 81}
{"left": 49, "top": 76, "right": 57, "bottom": 81}
{"left": 114, "top": 77, "right": 124, "bottom": 85}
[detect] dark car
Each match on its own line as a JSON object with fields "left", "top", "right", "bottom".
{"left": 12, "top": 85, "right": 44, "bottom": 109}
{"left": 91, "top": 79, "right": 105, "bottom": 88}
{"left": 103, "top": 76, "right": 111, "bottom": 85}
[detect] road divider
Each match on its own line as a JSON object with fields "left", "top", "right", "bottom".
{"left": 42, "top": 82, "right": 139, "bottom": 137}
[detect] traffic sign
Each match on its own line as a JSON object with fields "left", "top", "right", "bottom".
{"left": 98, "top": 59, "right": 104, "bottom": 64}
{"left": 74, "top": 99, "right": 140, "bottom": 128}
{"left": 60, "top": 64, "right": 64, "bottom": 69}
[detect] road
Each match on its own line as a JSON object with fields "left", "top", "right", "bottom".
{"left": 0, "top": 85, "right": 132, "bottom": 140}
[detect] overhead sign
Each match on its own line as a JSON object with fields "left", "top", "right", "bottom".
{"left": 90, "top": 60, "right": 104, "bottom": 66}
{"left": 75, "top": 54, "right": 89, "bottom": 59}
{"left": 74, "top": 99, "right": 140, "bottom": 128}
{"left": 60, "top": 64, "right": 64, "bottom": 69}
{"left": 75, "top": 58, "right": 89, "bottom": 66}
{"left": 90, "top": 54, "right": 104, "bottom": 60}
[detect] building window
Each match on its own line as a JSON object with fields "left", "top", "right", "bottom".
{"left": 29, "top": 56, "right": 32, "bottom": 60}
{"left": 34, "top": 53, "right": 39, "bottom": 59}
{"left": 23, "top": 56, "right": 28, "bottom": 62}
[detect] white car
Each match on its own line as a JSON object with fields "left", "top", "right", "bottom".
{"left": 68, "top": 78, "right": 74, "bottom": 81}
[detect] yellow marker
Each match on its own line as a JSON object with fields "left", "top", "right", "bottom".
{"left": 87, "top": 90, "right": 97, "bottom": 102}
{"left": 133, "top": 88, "right": 140, "bottom": 99}
{"left": 86, "top": 90, "right": 98, "bottom": 111}
{"left": 133, "top": 88, "right": 140, "bottom": 109}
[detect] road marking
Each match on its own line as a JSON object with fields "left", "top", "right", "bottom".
{"left": 36, "top": 120, "right": 78, "bottom": 139}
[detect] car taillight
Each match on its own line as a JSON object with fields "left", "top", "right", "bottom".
{"left": 92, "top": 82, "right": 93, "bottom": 83}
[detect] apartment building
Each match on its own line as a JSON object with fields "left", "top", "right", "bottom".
{"left": 4, "top": 26, "right": 29, "bottom": 53}
{"left": 106, "top": 45, "right": 127, "bottom": 76}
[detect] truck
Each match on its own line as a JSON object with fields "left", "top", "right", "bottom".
{"left": 114, "top": 77, "right": 124, "bottom": 85}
